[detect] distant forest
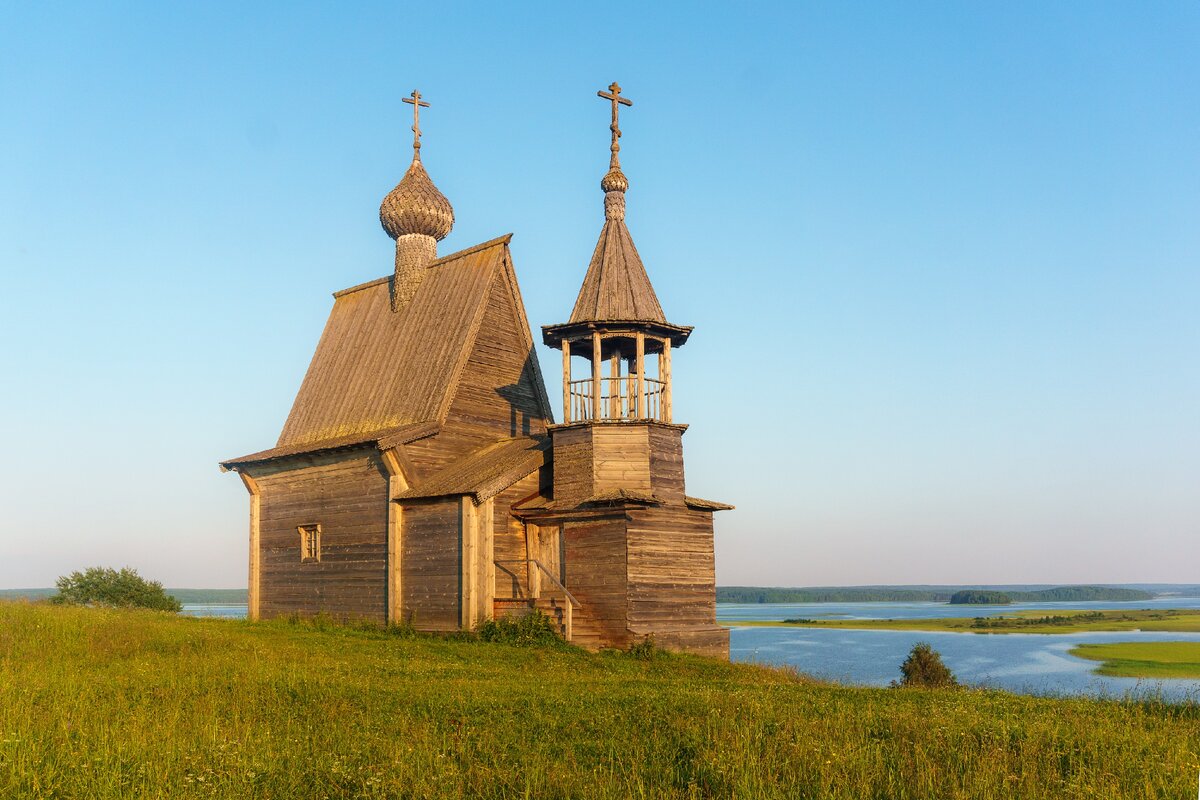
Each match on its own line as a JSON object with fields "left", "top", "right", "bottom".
{"left": 717, "top": 586, "right": 1156, "bottom": 604}
{"left": 0, "top": 588, "right": 247, "bottom": 604}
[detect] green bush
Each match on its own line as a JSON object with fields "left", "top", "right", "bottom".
{"left": 475, "top": 611, "right": 563, "bottom": 646}
{"left": 50, "top": 567, "right": 182, "bottom": 612}
{"left": 627, "top": 635, "right": 657, "bottom": 660}
{"left": 894, "top": 641, "right": 959, "bottom": 688}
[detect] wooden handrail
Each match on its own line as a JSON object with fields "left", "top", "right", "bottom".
{"left": 569, "top": 376, "right": 663, "bottom": 386}
{"left": 493, "top": 558, "right": 580, "bottom": 608}
{"left": 563, "top": 376, "right": 667, "bottom": 423}
{"left": 529, "top": 559, "right": 580, "bottom": 608}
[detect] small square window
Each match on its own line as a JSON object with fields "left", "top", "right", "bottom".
{"left": 298, "top": 524, "right": 321, "bottom": 563}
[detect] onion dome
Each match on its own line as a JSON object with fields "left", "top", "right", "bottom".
{"left": 600, "top": 165, "right": 628, "bottom": 194}
{"left": 379, "top": 159, "right": 455, "bottom": 241}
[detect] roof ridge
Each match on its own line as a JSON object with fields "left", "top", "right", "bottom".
{"left": 332, "top": 233, "right": 514, "bottom": 299}
{"left": 428, "top": 233, "right": 513, "bottom": 268}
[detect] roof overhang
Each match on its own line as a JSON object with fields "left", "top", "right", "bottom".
{"left": 541, "top": 320, "right": 693, "bottom": 350}
{"left": 219, "top": 421, "right": 441, "bottom": 472}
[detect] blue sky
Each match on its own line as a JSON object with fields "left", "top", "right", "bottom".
{"left": 1, "top": 2, "right": 1196, "bottom": 588}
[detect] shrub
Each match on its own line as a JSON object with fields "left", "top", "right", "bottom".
{"left": 893, "top": 641, "right": 959, "bottom": 688}
{"left": 50, "top": 567, "right": 182, "bottom": 612}
{"left": 627, "top": 635, "right": 657, "bottom": 661}
{"left": 475, "top": 611, "right": 563, "bottom": 646}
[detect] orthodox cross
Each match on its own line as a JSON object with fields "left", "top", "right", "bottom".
{"left": 597, "top": 82, "right": 632, "bottom": 167}
{"left": 403, "top": 89, "right": 431, "bottom": 160}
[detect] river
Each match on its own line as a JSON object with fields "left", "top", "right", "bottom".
{"left": 719, "top": 597, "right": 1200, "bottom": 700}
{"left": 182, "top": 598, "right": 1200, "bottom": 700}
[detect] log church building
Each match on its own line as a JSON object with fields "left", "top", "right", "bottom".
{"left": 221, "top": 85, "right": 731, "bottom": 657}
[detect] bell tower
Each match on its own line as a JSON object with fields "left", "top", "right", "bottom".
{"left": 541, "top": 82, "right": 696, "bottom": 504}
{"left": 531, "top": 83, "right": 730, "bottom": 657}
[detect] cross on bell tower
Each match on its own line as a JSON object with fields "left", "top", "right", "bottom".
{"left": 597, "top": 82, "right": 632, "bottom": 170}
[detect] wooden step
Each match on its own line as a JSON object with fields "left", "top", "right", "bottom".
{"left": 491, "top": 597, "right": 571, "bottom": 641}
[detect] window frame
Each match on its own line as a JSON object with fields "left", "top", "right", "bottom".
{"left": 298, "top": 523, "right": 322, "bottom": 564}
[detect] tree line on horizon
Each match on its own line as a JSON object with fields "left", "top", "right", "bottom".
{"left": 717, "top": 585, "right": 1155, "bottom": 604}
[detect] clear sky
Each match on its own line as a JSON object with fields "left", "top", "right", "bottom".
{"left": 1, "top": 2, "right": 1196, "bottom": 589}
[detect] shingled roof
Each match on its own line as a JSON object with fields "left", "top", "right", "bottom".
{"left": 395, "top": 436, "right": 549, "bottom": 504}
{"left": 568, "top": 217, "right": 666, "bottom": 324}
{"left": 274, "top": 235, "right": 514, "bottom": 449}
{"left": 219, "top": 421, "right": 439, "bottom": 471}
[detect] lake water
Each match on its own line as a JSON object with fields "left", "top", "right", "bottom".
{"left": 183, "top": 598, "right": 1200, "bottom": 700}
{"left": 182, "top": 604, "right": 249, "bottom": 619}
{"left": 719, "top": 598, "right": 1200, "bottom": 700}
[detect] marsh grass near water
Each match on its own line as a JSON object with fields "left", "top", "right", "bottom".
{"left": 1070, "top": 642, "right": 1200, "bottom": 679}
{"left": 1, "top": 602, "right": 1198, "bottom": 799}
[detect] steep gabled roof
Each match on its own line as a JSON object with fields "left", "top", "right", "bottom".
{"left": 568, "top": 217, "right": 666, "bottom": 324}
{"left": 275, "top": 235, "right": 513, "bottom": 449}
{"left": 395, "top": 436, "right": 549, "bottom": 504}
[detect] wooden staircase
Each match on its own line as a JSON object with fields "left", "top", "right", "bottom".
{"left": 491, "top": 596, "right": 571, "bottom": 640}
{"left": 491, "top": 558, "right": 580, "bottom": 642}
{"left": 533, "top": 595, "right": 569, "bottom": 638}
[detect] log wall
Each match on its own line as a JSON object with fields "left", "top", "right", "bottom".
{"left": 562, "top": 514, "right": 630, "bottom": 650}
{"left": 253, "top": 448, "right": 389, "bottom": 622}
{"left": 400, "top": 498, "right": 461, "bottom": 630}
{"left": 647, "top": 426, "right": 686, "bottom": 501}
{"left": 626, "top": 505, "right": 717, "bottom": 629}
{"left": 551, "top": 423, "right": 686, "bottom": 504}
{"left": 592, "top": 425, "right": 651, "bottom": 493}
{"left": 492, "top": 471, "right": 539, "bottom": 599}
{"left": 549, "top": 425, "right": 593, "bottom": 504}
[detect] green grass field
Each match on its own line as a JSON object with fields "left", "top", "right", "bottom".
{"left": 1, "top": 602, "right": 1198, "bottom": 799}
{"left": 726, "top": 608, "right": 1200, "bottom": 634}
{"left": 1071, "top": 642, "right": 1200, "bottom": 679}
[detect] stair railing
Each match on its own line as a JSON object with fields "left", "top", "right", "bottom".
{"left": 493, "top": 558, "right": 579, "bottom": 641}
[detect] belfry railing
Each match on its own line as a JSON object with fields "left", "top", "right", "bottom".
{"left": 565, "top": 376, "right": 667, "bottom": 423}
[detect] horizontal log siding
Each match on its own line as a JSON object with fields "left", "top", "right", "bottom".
{"left": 256, "top": 449, "right": 389, "bottom": 622}
{"left": 550, "top": 425, "right": 593, "bottom": 503}
{"left": 562, "top": 516, "right": 630, "bottom": 650}
{"left": 400, "top": 499, "right": 461, "bottom": 631}
{"left": 406, "top": 272, "right": 549, "bottom": 476}
{"left": 625, "top": 505, "right": 717, "bottom": 630}
{"left": 592, "top": 425, "right": 651, "bottom": 493}
{"left": 648, "top": 426, "right": 686, "bottom": 502}
{"left": 492, "top": 471, "right": 539, "bottom": 599}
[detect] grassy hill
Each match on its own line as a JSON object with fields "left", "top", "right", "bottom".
{"left": 1, "top": 602, "right": 1197, "bottom": 799}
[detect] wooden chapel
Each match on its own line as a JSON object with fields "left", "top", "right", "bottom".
{"left": 221, "top": 85, "right": 731, "bottom": 658}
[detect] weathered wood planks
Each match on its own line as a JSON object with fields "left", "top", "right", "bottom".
{"left": 400, "top": 498, "right": 460, "bottom": 630}
{"left": 253, "top": 448, "right": 390, "bottom": 622}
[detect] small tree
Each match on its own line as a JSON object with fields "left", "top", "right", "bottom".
{"left": 894, "top": 641, "right": 959, "bottom": 688}
{"left": 50, "top": 567, "right": 182, "bottom": 612}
